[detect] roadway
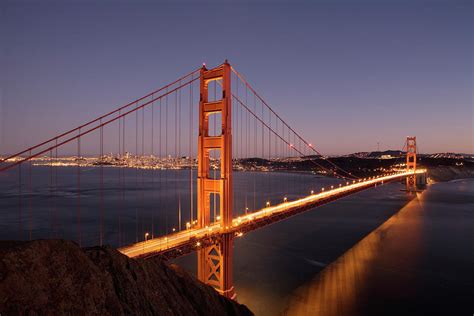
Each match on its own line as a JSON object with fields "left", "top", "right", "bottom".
{"left": 119, "top": 170, "right": 425, "bottom": 259}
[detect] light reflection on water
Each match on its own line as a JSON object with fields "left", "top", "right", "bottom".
{"left": 282, "top": 192, "right": 424, "bottom": 315}
{"left": 280, "top": 179, "right": 474, "bottom": 316}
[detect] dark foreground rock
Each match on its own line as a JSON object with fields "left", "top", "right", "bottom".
{"left": 0, "top": 240, "right": 253, "bottom": 316}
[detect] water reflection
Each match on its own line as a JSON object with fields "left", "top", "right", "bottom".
{"left": 283, "top": 193, "right": 424, "bottom": 316}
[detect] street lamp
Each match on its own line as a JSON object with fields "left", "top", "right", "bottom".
{"left": 143, "top": 232, "right": 150, "bottom": 255}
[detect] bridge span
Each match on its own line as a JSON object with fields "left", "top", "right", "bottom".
{"left": 0, "top": 60, "right": 427, "bottom": 299}
{"left": 119, "top": 169, "right": 425, "bottom": 259}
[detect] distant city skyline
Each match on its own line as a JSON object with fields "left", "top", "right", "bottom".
{"left": 1, "top": 0, "right": 472, "bottom": 155}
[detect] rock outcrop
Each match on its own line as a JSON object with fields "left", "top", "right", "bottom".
{"left": 0, "top": 240, "right": 253, "bottom": 316}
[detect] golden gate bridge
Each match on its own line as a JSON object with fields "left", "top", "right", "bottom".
{"left": 0, "top": 61, "right": 426, "bottom": 299}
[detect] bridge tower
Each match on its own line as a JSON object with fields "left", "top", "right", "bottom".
{"left": 197, "top": 61, "right": 235, "bottom": 299}
{"left": 406, "top": 136, "right": 417, "bottom": 190}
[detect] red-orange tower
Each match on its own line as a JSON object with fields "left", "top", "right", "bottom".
{"left": 406, "top": 136, "right": 417, "bottom": 190}
{"left": 197, "top": 61, "right": 234, "bottom": 299}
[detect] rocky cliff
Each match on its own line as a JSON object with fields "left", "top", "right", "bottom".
{"left": 0, "top": 240, "right": 253, "bottom": 316}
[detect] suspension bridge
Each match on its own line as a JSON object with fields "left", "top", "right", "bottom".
{"left": 0, "top": 61, "right": 426, "bottom": 299}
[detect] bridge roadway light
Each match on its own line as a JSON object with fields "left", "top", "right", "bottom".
{"left": 283, "top": 197, "right": 288, "bottom": 202}
{"left": 311, "top": 190, "right": 314, "bottom": 194}
{"left": 145, "top": 232, "right": 149, "bottom": 242}
{"left": 266, "top": 201, "right": 271, "bottom": 207}
{"left": 331, "top": 185, "right": 334, "bottom": 189}
{"left": 172, "top": 228, "right": 176, "bottom": 232}
{"left": 186, "top": 222, "right": 191, "bottom": 229}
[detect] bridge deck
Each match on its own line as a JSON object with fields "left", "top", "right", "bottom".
{"left": 119, "top": 171, "right": 424, "bottom": 259}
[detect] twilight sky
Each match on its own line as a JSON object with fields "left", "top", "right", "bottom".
{"left": 1, "top": 0, "right": 472, "bottom": 155}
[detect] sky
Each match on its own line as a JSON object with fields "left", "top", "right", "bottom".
{"left": 1, "top": 0, "right": 472, "bottom": 155}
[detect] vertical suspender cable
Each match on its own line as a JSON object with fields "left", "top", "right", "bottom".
{"left": 165, "top": 90, "right": 168, "bottom": 233}
{"left": 28, "top": 149, "right": 32, "bottom": 240}
{"left": 178, "top": 82, "right": 182, "bottom": 231}
{"left": 118, "top": 110, "right": 122, "bottom": 246}
{"left": 77, "top": 129, "right": 81, "bottom": 246}
{"left": 151, "top": 94, "right": 155, "bottom": 238}
{"left": 175, "top": 88, "right": 178, "bottom": 231}
{"left": 189, "top": 75, "right": 194, "bottom": 224}
{"left": 135, "top": 102, "right": 139, "bottom": 243}
{"left": 49, "top": 148, "right": 53, "bottom": 238}
{"left": 141, "top": 102, "right": 145, "bottom": 239}
{"left": 18, "top": 164, "right": 22, "bottom": 239}
{"left": 159, "top": 98, "right": 163, "bottom": 235}
{"left": 100, "top": 119, "right": 104, "bottom": 246}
